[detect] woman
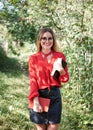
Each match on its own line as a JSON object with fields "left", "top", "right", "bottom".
{"left": 28, "top": 28, "right": 69, "bottom": 130}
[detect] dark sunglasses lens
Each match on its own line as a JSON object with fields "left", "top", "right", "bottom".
{"left": 42, "top": 37, "right": 47, "bottom": 40}
{"left": 48, "top": 37, "right": 53, "bottom": 40}
{"left": 41, "top": 37, "right": 53, "bottom": 41}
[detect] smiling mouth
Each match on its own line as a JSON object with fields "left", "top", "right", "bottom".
{"left": 44, "top": 44, "right": 51, "bottom": 47}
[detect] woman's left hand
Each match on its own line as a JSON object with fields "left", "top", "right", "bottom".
{"left": 60, "top": 68, "right": 66, "bottom": 75}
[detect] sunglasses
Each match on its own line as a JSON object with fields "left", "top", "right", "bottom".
{"left": 41, "top": 37, "right": 53, "bottom": 42}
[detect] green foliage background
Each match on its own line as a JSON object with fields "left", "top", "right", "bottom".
{"left": 0, "top": 0, "right": 93, "bottom": 130}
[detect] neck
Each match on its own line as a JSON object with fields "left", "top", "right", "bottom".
{"left": 42, "top": 50, "right": 52, "bottom": 54}
{"left": 41, "top": 50, "right": 53, "bottom": 57}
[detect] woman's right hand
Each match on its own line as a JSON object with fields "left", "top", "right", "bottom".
{"left": 33, "top": 97, "right": 43, "bottom": 112}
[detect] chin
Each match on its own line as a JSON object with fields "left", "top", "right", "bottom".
{"left": 45, "top": 46, "right": 52, "bottom": 49}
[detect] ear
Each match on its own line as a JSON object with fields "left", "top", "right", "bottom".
{"left": 61, "top": 60, "right": 67, "bottom": 69}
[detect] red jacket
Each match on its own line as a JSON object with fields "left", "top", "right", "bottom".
{"left": 28, "top": 51, "right": 69, "bottom": 101}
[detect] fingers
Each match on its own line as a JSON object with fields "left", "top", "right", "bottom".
{"left": 33, "top": 105, "right": 43, "bottom": 113}
{"left": 60, "top": 69, "right": 66, "bottom": 75}
{"left": 39, "top": 108, "right": 43, "bottom": 113}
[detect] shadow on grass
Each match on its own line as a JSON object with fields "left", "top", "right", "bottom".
{"left": 0, "top": 56, "right": 27, "bottom": 77}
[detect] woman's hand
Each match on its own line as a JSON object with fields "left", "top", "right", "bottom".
{"left": 51, "top": 58, "right": 66, "bottom": 76}
{"left": 60, "top": 68, "right": 66, "bottom": 75}
{"left": 33, "top": 97, "right": 43, "bottom": 112}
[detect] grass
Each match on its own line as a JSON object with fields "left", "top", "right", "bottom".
{"left": 0, "top": 54, "right": 35, "bottom": 130}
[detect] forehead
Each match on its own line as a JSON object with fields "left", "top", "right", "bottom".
{"left": 42, "top": 32, "right": 53, "bottom": 37}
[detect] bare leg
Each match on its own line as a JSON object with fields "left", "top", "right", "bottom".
{"left": 35, "top": 124, "right": 47, "bottom": 130}
{"left": 47, "top": 124, "right": 59, "bottom": 130}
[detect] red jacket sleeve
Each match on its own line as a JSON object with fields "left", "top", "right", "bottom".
{"left": 28, "top": 55, "right": 39, "bottom": 101}
{"left": 59, "top": 53, "right": 69, "bottom": 82}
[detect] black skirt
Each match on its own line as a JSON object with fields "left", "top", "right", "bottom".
{"left": 30, "top": 86, "right": 62, "bottom": 124}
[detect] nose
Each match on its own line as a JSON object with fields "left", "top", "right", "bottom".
{"left": 46, "top": 39, "right": 49, "bottom": 42}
